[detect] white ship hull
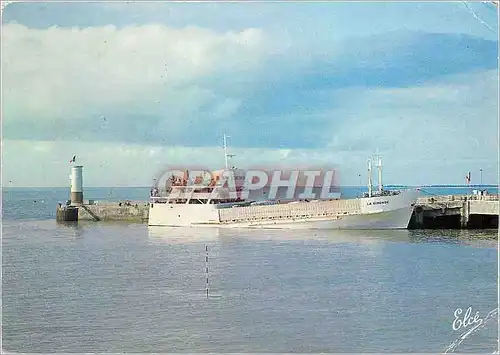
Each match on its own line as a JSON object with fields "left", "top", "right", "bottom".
{"left": 148, "top": 189, "right": 418, "bottom": 230}
{"left": 230, "top": 205, "right": 414, "bottom": 230}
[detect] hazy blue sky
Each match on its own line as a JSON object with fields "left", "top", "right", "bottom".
{"left": 2, "top": 1, "right": 498, "bottom": 187}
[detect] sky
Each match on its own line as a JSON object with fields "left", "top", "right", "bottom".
{"left": 1, "top": 1, "right": 499, "bottom": 187}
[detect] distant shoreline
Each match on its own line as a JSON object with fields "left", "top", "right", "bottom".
{"left": 3, "top": 185, "right": 499, "bottom": 189}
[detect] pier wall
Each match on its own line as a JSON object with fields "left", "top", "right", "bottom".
{"left": 409, "top": 195, "right": 499, "bottom": 229}
{"left": 469, "top": 200, "right": 499, "bottom": 215}
{"left": 77, "top": 201, "right": 149, "bottom": 222}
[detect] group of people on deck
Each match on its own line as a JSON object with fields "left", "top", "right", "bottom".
{"left": 168, "top": 172, "right": 221, "bottom": 188}
{"left": 150, "top": 170, "right": 244, "bottom": 198}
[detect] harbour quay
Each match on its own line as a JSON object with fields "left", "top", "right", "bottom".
{"left": 55, "top": 165, "right": 150, "bottom": 223}
{"left": 408, "top": 194, "right": 499, "bottom": 229}
{"left": 57, "top": 200, "right": 150, "bottom": 223}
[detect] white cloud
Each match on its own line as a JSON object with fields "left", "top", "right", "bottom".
{"left": 1, "top": 139, "right": 307, "bottom": 187}
{"left": 2, "top": 23, "right": 277, "bottom": 132}
{"left": 1, "top": 22, "right": 497, "bottom": 187}
{"left": 2, "top": 68, "right": 498, "bottom": 187}
{"left": 322, "top": 69, "right": 498, "bottom": 177}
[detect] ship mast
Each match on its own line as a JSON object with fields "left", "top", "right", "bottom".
{"left": 377, "top": 155, "right": 383, "bottom": 194}
{"left": 222, "top": 133, "right": 235, "bottom": 170}
{"left": 367, "top": 158, "right": 373, "bottom": 197}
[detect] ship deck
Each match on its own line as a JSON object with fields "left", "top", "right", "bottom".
{"left": 217, "top": 199, "right": 361, "bottom": 224}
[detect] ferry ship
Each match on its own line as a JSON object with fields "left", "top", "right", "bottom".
{"left": 148, "top": 136, "right": 418, "bottom": 230}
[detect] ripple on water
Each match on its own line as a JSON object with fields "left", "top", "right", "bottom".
{"left": 1, "top": 217, "right": 497, "bottom": 352}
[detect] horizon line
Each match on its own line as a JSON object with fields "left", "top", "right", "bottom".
{"left": 2, "top": 184, "right": 499, "bottom": 189}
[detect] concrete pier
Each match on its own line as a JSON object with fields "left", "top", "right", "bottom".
{"left": 409, "top": 194, "right": 499, "bottom": 229}
{"left": 78, "top": 200, "right": 149, "bottom": 222}
{"left": 56, "top": 205, "right": 79, "bottom": 222}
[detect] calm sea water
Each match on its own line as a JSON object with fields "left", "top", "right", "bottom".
{"left": 2, "top": 187, "right": 498, "bottom": 353}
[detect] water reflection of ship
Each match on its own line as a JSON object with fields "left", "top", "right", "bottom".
{"left": 148, "top": 226, "right": 222, "bottom": 244}
{"left": 225, "top": 228, "right": 412, "bottom": 243}
{"left": 147, "top": 226, "right": 412, "bottom": 245}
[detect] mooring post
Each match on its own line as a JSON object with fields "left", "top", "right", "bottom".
{"left": 461, "top": 198, "right": 470, "bottom": 229}
{"left": 415, "top": 206, "right": 424, "bottom": 228}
